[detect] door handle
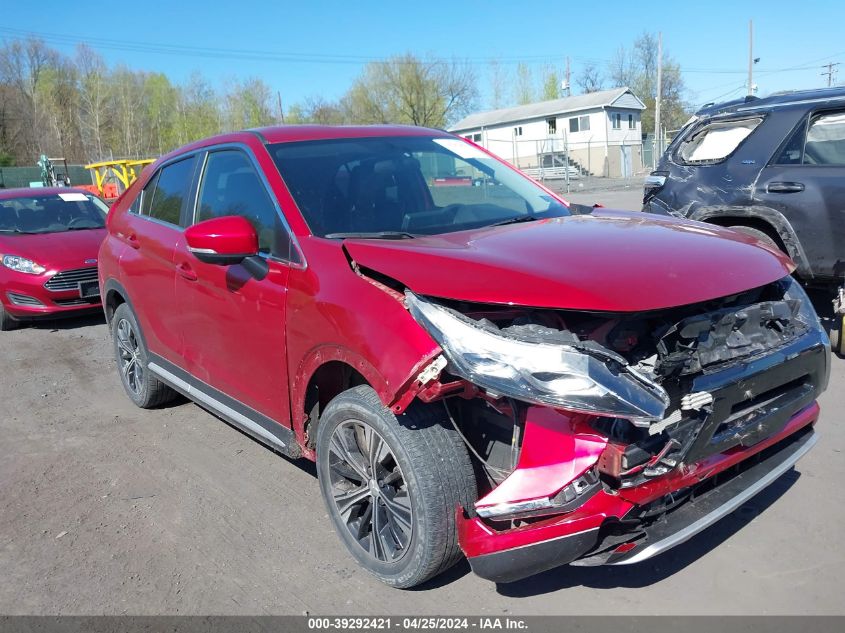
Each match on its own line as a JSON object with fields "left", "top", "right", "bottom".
{"left": 118, "top": 231, "right": 141, "bottom": 249}
{"left": 176, "top": 262, "right": 198, "bottom": 281}
{"left": 767, "top": 181, "right": 804, "bottom": 193}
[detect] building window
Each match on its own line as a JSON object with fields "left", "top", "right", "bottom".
{"left": 472, "top": 133, "right": 482, "bottom": 142}
{"left": 628, "top": 114, "right": 635, "bottom": 129}
{"left": 612, "top": 113, "right": 622, "bottom": 129}
{"left": 514, "top": 126, "right": 523, "bottom": 136}
{"left": 569, "top": 115, "right": 590, "bottom": 133}
{"left": 547, "top": 118, "right": 557, "bottom": 134}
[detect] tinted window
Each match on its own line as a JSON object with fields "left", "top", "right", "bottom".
{"left": 197, "top": 150, "right": 289, "bottom": 258}
{"left": 677, "top": 117, "right": 762, "bottom": 164}
{"left": 139, "top": 172, "right": 159, "bottom": 216}
{"left": 804, "top": 112, "right": 845, "bottom": 165}
{"left": 268, "top": 136, "right": 569, "bottom": 237}
{"left": 145, "top": 156, "right": 196, "bottom": 225}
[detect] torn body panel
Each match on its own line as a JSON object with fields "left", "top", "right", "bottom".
{"left": 397, "top": 274, "right": 828, "bottom": 581}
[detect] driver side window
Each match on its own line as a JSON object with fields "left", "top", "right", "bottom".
{"left": 196, "top": 150, "right": 291, "bottom": 260}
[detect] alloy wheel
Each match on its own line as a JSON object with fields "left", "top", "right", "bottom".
{"left": 116, "top": 318, "right": 144, "bottom": 395}
{"left": 327, "top": 420, "right": 413, "bottom": 563}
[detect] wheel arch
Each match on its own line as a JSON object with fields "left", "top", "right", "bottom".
{"left": 102, "top": 279, "right": 149, "bottom": 348}
{"left": 293, "top": 346, "right": 390, "bottom": 460}
{"left": 690, "top": 205, "right": 811, "bottom": 278}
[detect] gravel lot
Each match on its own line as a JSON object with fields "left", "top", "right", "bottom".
{"left": 2, "top": 189, "right": 843, "bottom": 615}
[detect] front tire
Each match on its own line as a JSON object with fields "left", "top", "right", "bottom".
{"left": 111, "top": 303, "right": 177, "bottom": 408}
{"left": 0, "top": 305, "right": 19, "bottom": 331}
{"left": 316, "top": 386, "right": 475, "bottom": 588}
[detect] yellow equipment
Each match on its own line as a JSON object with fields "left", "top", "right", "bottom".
{"left": 84, "top": 159, "right": 155, "bottom": 198}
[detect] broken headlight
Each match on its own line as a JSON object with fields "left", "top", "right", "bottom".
{"left": 406, "top": 292, "right": 670, "bottom": 423}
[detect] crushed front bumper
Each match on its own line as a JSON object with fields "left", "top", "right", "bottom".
{"left": 459, "top": 329, "right": 827, "bottom": 583}
{"left": 463, "top": 412, "right": 818, "bottom": 582}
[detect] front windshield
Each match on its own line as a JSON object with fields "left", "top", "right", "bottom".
{"left": 0, "top": 192, "right": 108, "bottom": 234}
{"left": 268, "top": 135, "right": 570, "bottom": 237}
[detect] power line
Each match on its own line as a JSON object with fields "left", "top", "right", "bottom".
{"left": 2, "top": 26, "right": 845, "bottom": 75}
{"left": 821, "top": 62, "right": 840, "bottom": 87}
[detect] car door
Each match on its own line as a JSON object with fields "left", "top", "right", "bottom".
{"left": 114, "top": 154, "right": 198, "bottom": 364}
{"left": 756, "top": 109, "right": 845, "bottom": 279}
{"left": 174, "top": 146, "right": 293, "bottom": 426}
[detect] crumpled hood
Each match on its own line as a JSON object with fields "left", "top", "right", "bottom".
{"left": 342, "top": 210, "right": 795, "bottom": 312}
{"left": 0, "top": 229, "right": 105, "bottom": 271}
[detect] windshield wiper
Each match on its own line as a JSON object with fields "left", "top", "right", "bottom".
{"left": 324, "top": 231, "right": 419, "bottom": 240}
{"left": 0, "top": 228, "right": 33, "bottom": 234}
{"left": 487, "top": 215, "right": 540, "bottom": 228}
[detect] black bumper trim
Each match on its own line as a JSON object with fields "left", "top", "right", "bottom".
{"left": 467, "top": 528, "right": 600, "bottom": 584}
{"left": 610, "top": 427, "right": 817, "bottom": 565}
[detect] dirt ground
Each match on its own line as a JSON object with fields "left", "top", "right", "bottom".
{"left": 2, "top": 191, "right": 843, "bottom": 615}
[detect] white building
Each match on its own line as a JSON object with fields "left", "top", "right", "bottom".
{"left": 449, "top": 87, "right": 646, "bottom": 178}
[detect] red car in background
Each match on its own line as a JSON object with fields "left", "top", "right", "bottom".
{"left": 99, "top": 126, "right": 828, "bottom": 588}
{"left": 0, "top": 187, "right": 107, "bottom": 330}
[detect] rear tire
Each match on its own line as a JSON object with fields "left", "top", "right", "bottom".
{"left": 111, "top": 303, "right": 177, "bottom": 408}
{"left": 316, "top": 386, "right": 476, "bottom": 588}
{"left": 830, "top": 314, "right": 845, "bottom": 357}
{"left": 0, "top": 305, "right": 19, "bottom": 331}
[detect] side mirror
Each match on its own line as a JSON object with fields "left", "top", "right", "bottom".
{"left": 185, "top": 216, "right": 258, "bottom": 266}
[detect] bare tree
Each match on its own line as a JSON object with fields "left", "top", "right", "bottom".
{"left": 607, "top": 33, "right": 689, "bottom": 132}
{"left": 75, "top": 44, "right": 110, "bottom": 160}
{"left": 576, "top": 62, "right": 604, "bottom": 94}
{"left": 0, "top": 38, "right": 57, "bottom": 157}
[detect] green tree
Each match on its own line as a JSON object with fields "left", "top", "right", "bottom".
{"left": 514, "top": 63, "right": 534, "bottom": 105}
{"left": 224, "top": 78, "right": 275, "bottom": 130}
{"left": 540, "top": 65, "right": 561, "bottom": 101}
{"left": 343, "top": 54, "right": 477, "bottom": 128}
{"left": 487, "top": 60, "right": 508, "bottom": 109}
{"left": 145, "top": 73, "right": 179, "bottom": 155}
{"left": 176, "top": 72, "right": 221, "bottom": 145}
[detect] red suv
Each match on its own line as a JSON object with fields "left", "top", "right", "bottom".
{"left": 1, "top": 187, "right": 107, "bottom": 330}
{"left": 99, "top": 126, "right": 829, "bottom": 588}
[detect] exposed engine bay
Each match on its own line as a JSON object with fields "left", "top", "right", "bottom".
{"left": 411, "top": 276, "right": 824, "bottom": 500}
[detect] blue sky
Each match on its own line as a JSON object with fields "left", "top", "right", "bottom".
{"left": 3, "top": 0, "right": 844, "bottom": 111}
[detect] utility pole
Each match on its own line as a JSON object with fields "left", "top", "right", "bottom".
{"left": 822, "top": 62, "right": 840, "bottom": 87}
{"left": 565, "top": 57, "right": 571, "bottom": 97}
{"left": 747, "top": 19, "right": 754, "bottom": 96}
{"left": 277, "top": 91, "right": 285, "bottom": 124}
{"left": 654, "top": 32, "right": 663, "bottom": 159}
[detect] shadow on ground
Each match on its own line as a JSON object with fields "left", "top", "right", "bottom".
{"left": 26, "top": 311, "right": 105, "bottom": 331}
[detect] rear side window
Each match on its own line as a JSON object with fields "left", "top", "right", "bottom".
{"left": 676, "top": 117, "right": 762, "bottom": 164}
{"left": 196, "top": 150, "right": 290, "bottom": 259}
{"left": 804, "top": 112, "right": 845, "bottom": 165}
{"left": 775, "top": 111, "right": 845, "bottom": 166}
{"left": 144, "top": 156, "right": 196, "bottom": 226}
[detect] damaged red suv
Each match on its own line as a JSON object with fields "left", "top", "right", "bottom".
{"left": 99, "top": 126, "right": 829, "bottom": 588}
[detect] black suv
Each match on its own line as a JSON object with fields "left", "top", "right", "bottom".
{"left": 643, "top": 87, "right": 845, "bottom": 347}
{"left": 644, "top": 88, "right": 845, "bottom": 282}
